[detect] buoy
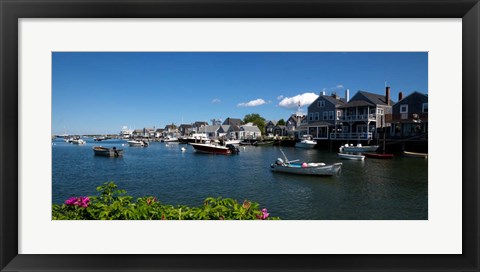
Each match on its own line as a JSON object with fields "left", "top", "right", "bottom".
{"left": 181, "top": 147, "right": 186, "bottom": 152}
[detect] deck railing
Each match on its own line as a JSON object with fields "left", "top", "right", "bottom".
{"left": 340, "top": 114, "right": 376, "bottom": 122}
{"left": 329, "top": 132, "right": 373, "bottom": 140}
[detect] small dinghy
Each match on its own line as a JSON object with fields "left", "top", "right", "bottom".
{"left": 270, "top": 149, "right": 342, "bottom": 176}
{"left": 92, "top": 146, "right": 123, "bottom": 157}
{"left": 337, "top": 153, "right": 365, "bottom": 161}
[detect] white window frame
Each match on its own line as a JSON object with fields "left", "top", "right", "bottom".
{"left": 318, "top": 100, "right": 325, "bottom": 107}
{"left": 336, "top": 110, "right": 342, "bottom": 120}
{"left": 400, "top": 104, "right": 408, "bottom": 113}
{"left": 329, "top": 111, "right": 334, "bottom": 120}
{"left": 422, "top": 103, "right": 428, "bottom": 113}
{"left": 315, "top": 112, "right": 319, "bottom": 121}
{"left": 323, "top": 112, "right": 328, "bottom": 120}
{"left": 377, "top": 108, "right": 384, "bottom": 115}
{"left": 309, "top": 113, "right": 313, "bottom": 121}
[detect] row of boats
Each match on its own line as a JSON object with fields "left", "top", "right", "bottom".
{"left": 337, "top": 143, "right": 428, "bottom": 161}
{"left": 89, "top": 139, "right": 426, "bottom": 178}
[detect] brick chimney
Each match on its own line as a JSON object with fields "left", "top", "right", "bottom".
{"left": 398, "top": 91, "right": 403, "bottom": 101}
{"left": 385, "top": 86, "right": 391, "bottom": 106}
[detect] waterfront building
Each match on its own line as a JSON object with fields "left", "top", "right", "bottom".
{"left": 178, "top": 124, "right": 193, "bottom": 136}
{"left": 272, "top": 125, "right": 288, "bottom": 137}
{"left": 265, "top": 120, "right": 277, "bottom": 137}
{"left": 389, "top": 91, "right": 428, "bottom": 139}
{"left": 192, "top": 121, "right": 208, "bottom": 134}
{"left": 119, "top": 126, "right": 133, "bottom": 139}
{"left": 285, "top": 113, "right": 306, "bottom": 138}
{"left": 331, "top": 87, "right": 394, "bottom": 141}
{"left": 239, "top": 123, "right": 262, "bottom": 140}
{"left": 198, "top": 125, "right": 221, "bottom": 138}
{"left": 218, "top": 125, "right": 240, "bottom": 140}
{"left": 155, "top": 128, "right": 164, "bottom": 138}
{"left": 132, "top": 129, "right": 144, "bottom": 138}
{"left": 164, "top": 124, "right": 179, "bottom": 138}
{"left": 306, "top": 91, "right": 347, "bottom": 140}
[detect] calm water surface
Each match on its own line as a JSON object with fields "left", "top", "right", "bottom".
{"left": 52, "top": 138, "right": 428, "bottom": 220}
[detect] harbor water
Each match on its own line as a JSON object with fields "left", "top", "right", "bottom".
{"left": 52, "top": 138, "right": 428, "bottom": 220}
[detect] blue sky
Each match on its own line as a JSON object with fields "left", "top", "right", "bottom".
{"left": 52, "top": 52, "right": 427, "bottom": 135}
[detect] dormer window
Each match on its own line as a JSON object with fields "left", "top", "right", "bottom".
{"left": 400, "top": 104, "right": 408, "bottom": 113}
{"left": 317, "top": 100, "right": 325, "bottom": 107}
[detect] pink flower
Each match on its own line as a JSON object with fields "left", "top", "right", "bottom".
{"left": 64, "top": 196, "right": 90, "bottom": 208}
{"left": 65, "top": 197, "right": 77, "bottom": 205}
{"left": 261, "top": 208, "right": 269, "bottom": 220}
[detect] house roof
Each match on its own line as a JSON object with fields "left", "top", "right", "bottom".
{"left": 349, "top": 91, "right": 394, "bottom": 106}
{"left": 266, "top": 120, "right": 278, "bottom": 126}
{"left": 396, "top": 91, "right": 428, "bottom": 104}
{"left": 273, "top": 125, "right": 286, "bottom": 129}
{"left": 230, "top": 125, "right": 240, "bottom": 131}
{"left": 223, "top": 118, "right": 244, "bottom": 126}
{"left": 193, "top": 121, "right": 208, "bottom": 127}
{"left": 340, "top": 100, "right": 376, "bottom": 108}
{"left": 321, "top": 95, "right": 347, "bottom": 106}
{"left": 199, "top": 125, "right": 220, "bottom": 133}
{"left": 179, "top": 124, "right": 192, "bottom": 128}
{"left": 220, "top": 125, "right": 231, "bottom": 132}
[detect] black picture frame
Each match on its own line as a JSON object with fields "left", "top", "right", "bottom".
{"left": 1, "top": 0, "right": 478, "bottom": 271}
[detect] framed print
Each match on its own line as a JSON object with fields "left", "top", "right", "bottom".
{"left": 1, "top": 0, "right": 479, "bottom": 271}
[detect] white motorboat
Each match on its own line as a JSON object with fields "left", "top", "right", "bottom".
{"left": 295, "top": 135, "right": 317, "bottom": 149}
{"left": 189, "top": 142, "right": 239, "bottom": 155}
{"left": 337, "top": 153, "right": 365, "bottom": 161}
{"left": 339, "top": 143, "right": 379, "bottom": 153}
{"left": 127, "top": 140, "right": 148, "bottom": 147}
{"left": 71, "top": 139, "right": 86, "bottom": 145}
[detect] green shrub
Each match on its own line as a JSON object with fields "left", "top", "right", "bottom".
{"left": 52, "top": 182, "right": 280, "bottom": 220}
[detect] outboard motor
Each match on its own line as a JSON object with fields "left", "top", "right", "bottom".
{"left": 226, "top": 144, "right": 239, "bottom": 154}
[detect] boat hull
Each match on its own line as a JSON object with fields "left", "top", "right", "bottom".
{"left": 295, "top": 142, "right": 317, "bottom": 149}
{"left": 403, "top": 151, "right": 428, "bottom": 159}
{"left": 363, "top": 153, "right": 394, "bottom": 159}
{"left": 270, "top": 162, "right": 342, "bottom": 176}
{"left": 92, "top": 146, "right": 123, "bottom": 157}
{"left": 127, "top": 140, "right": 147, "bottom": 147}
{"left": 337, "top": 153, "right": 365, "bottom": 160}
{"left": 189, "top": 143, "right": 235, "bottom": 155}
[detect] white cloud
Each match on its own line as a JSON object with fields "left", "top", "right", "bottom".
{"left": 211, "top": 98, "right": 221, "bottom": 103}
{"left": 277, "top": 95, "right": 284, "bottom": 100}
{"left": 336, "top": 84, "right": 344, "bottom": 89}
{"left": 237, "top": 98, "right": 267, "bottom": 107}
{"left": 278, "top": 92, "right": 319, "bottom": 109}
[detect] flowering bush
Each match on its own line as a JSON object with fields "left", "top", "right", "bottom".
{"left": 52, "top": 182, "right": 280, "bottom": 220}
